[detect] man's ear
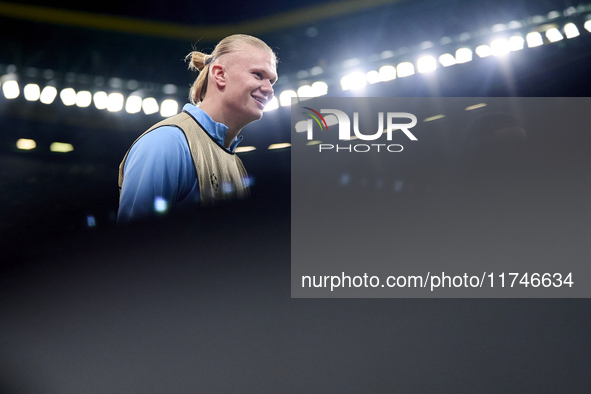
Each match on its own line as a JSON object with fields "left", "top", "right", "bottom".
{"left": 209, "top": 63, "right": 227, "bottom": 89}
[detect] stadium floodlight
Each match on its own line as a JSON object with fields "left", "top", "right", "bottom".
{"left": 142, "top": 97, "right": 159, "bottom": 115}
{"left": 509, "top": 36, "right": 525, "bottom": 51}
{"left": 366, "top": 70, "right": 380, "bottom": 84}
{"left": 60, "top": 88, "right": 77, "bottom": 106}
{"left": 475, "top": 45, "right": 492, "bottom": 58}
{"left": 585, "top": 21, "right": 591, "bottom": 33}
{"left": 545, "top": 28, "right": 563, "bottom": 43}
{"left": 455, "top": 48, "right": 473, "bottom": 63}
{"left": 76, "top": 91, "right": 92, "bottom": 108}
{"left": 125, "top": 95, "right": 142, "bottom": 114}
{"left": 268, "top": 143, "right": 291, "bottom": 150}
{"left": 93, "top": 91, "right": 108, "bottom": 110}
{"left": 378, "top": 65, "right": 396, "bottom": 81}
{"left": 160, "top": 99, "right": 178, "bottom": 117}
{"left": 16, "top": 138, "right": 36, "bottom": 150}
{"left": 235, "top": 146, "right": 256, "bottom": 153}
{"left": 24, "top": 84, "right": 40, "bottom": 101}
{"left": 297, "top": 85, "right": 314, "bottom": 100}
{"left": 107, "top": 93, "right": 124, "bottom": 112}
{"left": 50, "top": 142, "right": 74, "bottom": 153}
{"left": 279, "top": 90, "right": 298, "bottom": 107}
{"left": 491, "top": 39, "right": 510, "bottom": 56}
{"left": 263, "top": 96, "right": 279, "bottom": 112}
{"left": 526, "top": 32, "right": 544, "bottom": 48}
{"left": 311, "top": 81, "right": 328, "bottom": 96}
{"left": 40, "top": 86, "right": 57, "bottom": 104}
{"left": 564, "top": 23, "right": 580, "bottom": 39}
{"left": 2, "top": 80, "right": 20, "bottom": 99}
{"left": 340, "top": 71, "right": 366, "bottom": 90}
{"left": 417, "top": 56, "right": 437, "bottom": 73}
{"left": 438, "top": 53, "right": 456, "bottom": 67}
{"left": 396, "top": 62, "right": 415, "bottom": 78}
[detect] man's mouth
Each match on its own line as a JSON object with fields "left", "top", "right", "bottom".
{"left": 252, "top": 95, "right": 266, "bottom": 108}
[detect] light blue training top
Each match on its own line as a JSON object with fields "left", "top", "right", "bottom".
{"left": 117, "top": 103, "right": 243, "bottom": 224}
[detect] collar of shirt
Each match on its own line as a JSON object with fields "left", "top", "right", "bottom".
{"left": 182, "top": 103, "right": 243, "bottom": 153}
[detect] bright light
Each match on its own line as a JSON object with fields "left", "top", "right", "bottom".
{"left": 263, "top": 96, "right": 279, "bottom": 112}
{"left": 154, "top": 196, "right": 168, "bottom": 213}
{"left": 378, "top": 65, "right": 396, "bottom": 81}
{"left": 23, "top": 84, "right": 40, "bottom": 101}
{"left": 475, "top": 45, "right": 492, "bottom": 58}
{"left": 585, "top": 21, "right": 591, "bottom": 33}
{"left": 16, "top": 138, "right": 36, "bottom": 150}
{"left": 438, "top": 53, "right": 456, "bottom": 67}
{"left": 268, "top": 143, "right": 291, "bottom": 150}
{"left": 340, "top": 71, "right": 366, "bottom": 91}
{"left": 423, "top": 114, "right": 445, "bottom": 122}
{"left": 546, "top": 28, "right": 563, "bottom": 43}
{"left": 279, "top": 90, "right": 297, "bottom": 106}
{"left": 564, "top": 23, "right": 580, "bottom": 39}
{"left": 297, "top": 85, "right": 314, "bottom": 100}
{"left": 2, "top": 80, "right": 20, "bottom": 99}
{"left": 93, "top": 91, "right": 108, "bottom": 110}
{"left": 311, "top": 81, "right": 328, "bottom": 96}
{"left": 125, "top": 95, "right": 142, "bottom": 114}
{"left": 465, "top": 103, "right": 488, "bottom": 111}
{"left": 142, "top": 97, "right": 159, "bottom": 115}
{"left": 366, "top": 70, "right": 380, "bottom": 84}
{"left": 396, "top": 62, "right": 415, "bottom": 78}
{"left": 509, "top": 36, "right": 525, "bottom": 51}
{"left": 40, "top": 86, "right": 57, "bottom": 104}
{"left": 76, "top": 91, "right": 92, "bottom": 107}
{"left": 160, "top": 99, "right": 178, "bottom": 117}
{"left": 491, "top": 39, "right": 510, "bottom": 56}
{"left": 107, "top": 92, "right": 124, "bottom": 112}
{"left": 526, "top": 32, "right": 544, "bottom": 48}
{"left": 417, "top": 56, "right": 437, "bottom": 73}
{"left": 50, "top": 142, "right": 74, "bottom": 153}
{"left": 455, "top": 48, "right": 473, "bottom": 63}
{"left": 60, "top": 88, "right": 76, "bottom": 106}
{"left": 235, "top": 146, "right": 256, "bottom": 153}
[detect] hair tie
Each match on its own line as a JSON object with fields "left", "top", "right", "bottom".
{"left": 204, "top": 56, "right": 212, "bottom": 66}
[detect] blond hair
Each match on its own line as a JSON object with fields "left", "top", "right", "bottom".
{"left": 186, "top": 34, "right": 276, "bottom": 105}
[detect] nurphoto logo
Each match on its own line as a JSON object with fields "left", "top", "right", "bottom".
{"left": 302, "top": 107, "right": 418, "bottom": 153}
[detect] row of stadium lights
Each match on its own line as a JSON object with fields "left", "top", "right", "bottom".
{"left": 2, "top": 21, "right": 590, "bottom": 113}
{"left": 0, "top": 82, "right": 181, "bottom": 117}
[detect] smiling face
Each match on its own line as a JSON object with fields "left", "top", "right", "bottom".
{"left": 220, "top": 46, "right": 277, "bottom": 128}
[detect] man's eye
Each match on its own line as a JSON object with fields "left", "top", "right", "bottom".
{"left": 254, "top": 73, "right": 262, "bottom": 79}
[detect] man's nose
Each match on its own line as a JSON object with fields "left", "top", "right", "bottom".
{"left": 261, "top": 80, "right": 274, "bottom": 97}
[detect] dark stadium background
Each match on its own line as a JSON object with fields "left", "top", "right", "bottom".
{"left": 1, "top": 0, "right": 590, "bottom": 392}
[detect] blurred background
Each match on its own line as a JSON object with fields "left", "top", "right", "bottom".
{"left": 2, "top": 0, "right": 591, "bottom": 392}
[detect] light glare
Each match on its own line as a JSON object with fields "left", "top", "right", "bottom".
{"left": 125, "top": 95, "right": 142, "bottom": 114}
{"left": 142, "top": 97, "right": 159, "bottom": 114}
{"left": 378, "top": 65, "right": 396, "bottom": 81}
{"left": 60, "top": 88, "right": 76, "bottom": 106}
{"left": 564, "top": 23, "right": 580, "bottom": 38}
{"left": 93, "top": 91, "right": 108, "bottom": 110}
{"left": 455, "top": 48, "right": 473, "bottom": 63}
{"left": 76, "top": 91, "right": 92, "bottom": 107}
{"left": 340, "top": 71, "right": 366, "bottom": 91}
{"left": 491, "top": 39, "right": 510, "bottom": 56}
{"left": 417, "top": 56, "right": 437, "bottom": 73}
{"left": 107, "top": 93, "right": 124, "bottom": 112}
{"left": 160, "top": 99, "right": 178, "bottom": 117}
{"left": 50, "top": 142, "right": 74, "bottom": 153}
{"left": 263, "top": 96, "right": 279, "bottom": 112}
{"left": 526, "top": 32, "right": 544, "bottom": 48}
{"left": 40, "top": 86, "right": 57, "bottom": 104}
{"left": 546, "top": 28, "right": 563, "bottom": 42}
{"left": 279, "top": 90, "right": 298, "bottom": 106}
{"left": 2, "top": 80, "right": 20, "bottom": 99}
{"left": 396, "top": 62, "right": 415, "bottom": 78}
{"left": 16, "top": 138, "right": 36, "bottom": 150}
{"left": 438, "top": 53, "right": 456, "bottom": 67}
{"left": 509, "top": 36, "right": 525, "bottom": 51}
{"left": 23, "top": 84, "right": 40, "bottom": 101}
{"left": 475, "top": 45, "right": 492, "bottom": 58}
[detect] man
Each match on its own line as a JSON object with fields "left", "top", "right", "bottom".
{"left": 117, "top": 35, "right": 277, "bottom": 224}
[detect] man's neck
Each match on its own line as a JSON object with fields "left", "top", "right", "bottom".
{"left": 198, "top": 101, "right": 241, "bottom": 149}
